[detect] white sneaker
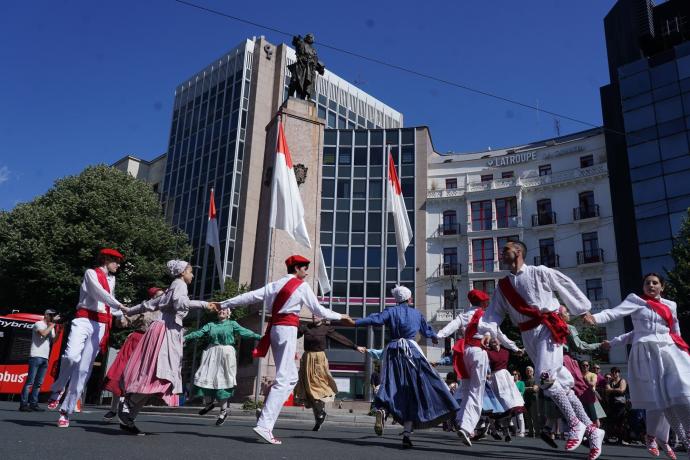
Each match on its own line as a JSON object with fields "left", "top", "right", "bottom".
{"left": 565, "top": 422, "right": 586, "bottom": 451}
{"left": 587, "top": 427, "right": 605, "bottom": 460}
{"left": 457, "top": 428, "right": 472, "bottom": 447}
{"left": 253, "top": 426, "right": 282, "bottom": 445}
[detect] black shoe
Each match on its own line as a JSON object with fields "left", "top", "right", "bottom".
{"left": 490, "top": 430, "right": 503, "bottom": 441}
{"left": 30, "top": 405, "right": 45, "bottom": 412}
{"left": 119, "top": 423, "right": 145, "bottom": 436}
{"left": 313, "top": 412, "right": 327, "bottom": 431}
{"left": 198, "top": 402, "right": 215, "bottom": 416}
{"left": 540, "top": 430, "right": 558, "bottom": 449}
{"left": 402, "top": 436, "right": 413, "bottom": 449}
{"left": 103, "top": 410, "right": 117, "bottom": 422}
{"left": 215, "top": 411, "right": 227, "bottom": 426}
{"left": 19, "top": 405, "right": 32, "bottom": 412}
{"left": 117, "top": 401, "right": 134, "bottom": 426}
{"left": 504, "top": 434, "right": 512, "bottom": 443}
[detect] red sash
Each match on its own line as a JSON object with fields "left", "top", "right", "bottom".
{"left": 252, "top": 277, "right": 304, "bottom": 358}
{"left": 75, "top": 268, "right": 112, "bottom": 354}
{"left": 498, "top": 277, "right": 569, "bottom": 344}
{"left": 643, "top": 295, "right": 690, "bottom": 355}
{"left": 453, "top": 308, "right": 485, "bottom": 380}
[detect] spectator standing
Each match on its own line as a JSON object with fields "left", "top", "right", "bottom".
{"left": 19, "top": 309, "right": 60, "bottom": 411}
{"left": 605, "top": 367, "right": 628, "bottom": 444}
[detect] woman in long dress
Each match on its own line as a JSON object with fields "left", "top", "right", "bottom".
{"left": 184, "top": 308, "right": 261, "bottom": 426}
{"left": 585, "top": 272, "right": 690, "bottom": 458}
{"left": 118, "top": 260, "right": 216, "bottom": 435}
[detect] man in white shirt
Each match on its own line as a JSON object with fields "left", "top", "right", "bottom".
{"left": 19, "top": 309, "right": 60, "bottom": 412}
{"left": 219, "top": 254, "right": 353, "bottom": 445}
{"left": 48, "top": 248, "right": 125, "bottom": 428}
{"left": 479, "top": 241, "right": 605, "bottom": 460}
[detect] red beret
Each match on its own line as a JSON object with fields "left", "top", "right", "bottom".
{"left": 467, "top": 289, "right": 490, "bottom": 305}
{"left": 285, "top": 255, "right": 311, "bottom": 268}
{"left": 147, "top": 287, "right": 163, "bottom": 299}
{"left": 100, "top": 248, "right": 124, "bottom": 260}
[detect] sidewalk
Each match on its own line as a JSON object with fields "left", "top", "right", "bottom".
{"left": 91, "top": 403, "right": 376, "bottom": 425}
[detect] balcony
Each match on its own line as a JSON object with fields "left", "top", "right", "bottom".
{"left": 432, "top": 263, "right": 462, "bottom": 278}
{"left": 577, "top": 248, "right": 604, "bottom": 265}
{"left": 430, "top": 223, "right": 462, "bottom": 238}
{"left": 466, "top": 176, "right": 519, "bottom": 193}
{"left": 590, "top": 298, "right": 610, "bottom": 314}
{"left": 534, "top": 254, "right": 560, "bottom": 268}
{"left": 531, "top": 212, "right": 557, "bottom": 227}
{"left": 520, "top": 163, "right": 608, "bottom": 189}
{"left": 427, "top": 188, "right": 464, "bottom": 200}
{"left": 435, "top": 310, "right": 455, "bottom": 322}
{"left": 573, "top": 205, "right": 600, "bottom": 221}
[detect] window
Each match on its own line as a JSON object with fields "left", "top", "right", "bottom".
{"left": 443, "top": 289, "right": 457, "bottom": 310}
{"left": 471, "top": 200, "right": 492, "bottom": 231}
{"left": 576, "top": 191, "right": 598, "bottom": 219}
{"left": 495, "top": 197, "right": 518, "bottom": 228}
{"left": 501, "top": 171, "right": 514, "bottom": 179}
{"left": 580, "top": 232, "right": 601, "bottom": 263}
{"left": 336, "top": 180, "right": 350, "bottom": 199}
{"left": 442, "top": 210, "right": 458, "bottom": 235}
{"left": 472, "top": 238, "right": 494, "bottom": 272}
{"left": 580, "top": 155, "right": 594, "bottom": 168}
{"left": 446, "top": 178, "right": 458, "bottom": 189}
{"left": 473, "top": 280, "right": 496, "bottom": 297}
{"left": 442, "top": 247, "right": 458, "bottom": 275}
{"left": 497, "top": 235, "right": 519, "bottom": 269}
{"left": 534, "top": 199, "right": 555, "bottom": 225}
{"left": 586, "top": 279, "right": 603, "bottom": 301}
{"left": 538, "top": 238, "right": 557, "bottom": 267}
{"left": 481, "top": 174, "right": 493, "bottom": 183}
{"left": 539, "top": 164, "right": 552, "bottom": 176}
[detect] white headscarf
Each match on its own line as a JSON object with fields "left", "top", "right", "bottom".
{"left": 167, "top": 260, "right": 189, "bottom": 277}
{"left": 391, "top": 285, "right": 412, "bottom": 304}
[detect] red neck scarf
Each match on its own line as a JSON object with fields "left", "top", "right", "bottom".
{"left": 498, "top": 277, "right": 569, "bottom": 344}
{"left": 642, "top": 294, "right": 689, "bottom": 354}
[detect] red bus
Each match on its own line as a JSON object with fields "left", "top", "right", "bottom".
{"left": 0, "top": 312, "right": 65, "bottom": 394}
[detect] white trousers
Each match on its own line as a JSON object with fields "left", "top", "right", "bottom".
{"left": 647, "top": 409, "right": 671, "bottom": 443}
{"left": 523, "top": 327, "right": 573, "bottom": 396}
{"left": 257, "top": 325, "right": 298, "bottom": 432}
{"left": 458, "top": 346, "right": 489, "bottom": 434}
{"left": 50, "top": 318, "right": 105, "bottom": 414}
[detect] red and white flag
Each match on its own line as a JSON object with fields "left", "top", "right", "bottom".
{"left": 270, "top": 120, "right": 311, "bottom": 248}
{"left": 206, "top": 188, "right": 225, "bottom": 291}
{"left": 387, "top": 148, "right": 413, "bottom": 271}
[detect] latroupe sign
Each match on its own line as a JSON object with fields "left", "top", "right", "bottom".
{"left": 487, "top": 151, "right": 537, "bottom": 167}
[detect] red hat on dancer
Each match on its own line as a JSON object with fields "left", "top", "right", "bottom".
{"left": 99, "top": 248, "right": 124, "bottom": 260}
{"left": 147, "top": 287, "right": 163, "bottom": 299}
{"left": 285, "top": 255, "right": 311, "bottom": 269}
{"left": 467, "top": 289, "right": 490, "bottom": 306}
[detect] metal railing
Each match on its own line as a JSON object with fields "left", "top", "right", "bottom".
{"left": 577, "top": 248, "right": 604, "bottom": 265}
{"left": 531, "top": 211, "right": 557, "bottom": 226}
{"left": 438, "top": 223, "right": 461, "bottom": 236}
{"left": 573, "top": 204, "right": 600, "bottom": 220}
{"left": 437, "top": 263, "right": 462, "bottom": 277}
{"left": 534, "top": 254, "right": 560, "bottom": 268}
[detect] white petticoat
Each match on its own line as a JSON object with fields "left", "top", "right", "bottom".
{"left": 193, "top": 344, "right": 237, "bottom": 390}
{"left": 490, "top": 369, "right": 525, "bottom": 410}
{"left": 628, "top": 341, "right": 690, "bottom": 410}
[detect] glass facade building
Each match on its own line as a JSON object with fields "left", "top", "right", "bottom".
{"left": 160, "top": 38, "right": 402, "bottom": 298}
{"left": 601, "top": 0, "right": 690, "bottom": 295}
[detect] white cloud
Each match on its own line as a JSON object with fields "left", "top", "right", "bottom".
{"left": 0, "top": 166, "right": 9, "bottom": 185}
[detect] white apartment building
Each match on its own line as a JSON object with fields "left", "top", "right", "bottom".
{"left": 425, "top": 128, "right": 626, "bottom": 364}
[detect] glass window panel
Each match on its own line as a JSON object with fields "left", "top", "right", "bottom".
{"left": 334, "top": 247, "right": 348, "bottom": 267}
{"left": 650, "top": 61, "right": 677, "bottom": 88}
{"left": 370, "top": 130, "right": 383, "bottom": 145}
{"left": 338, "top": 146, "right": 352, "bottom": 165}
{"left": 355, "top": 131, "right": 367, "bottom": 145}
{"left": 668, "top": 195, "right": 690, "bottom": 212}
{"left": 471, "top": 238, "right": 494, "bottom": 272}
{"left": 335, "top": 212, "right": 350, "bottom": 231}
{"left": 630, "top": 162, "right": 662, "bottom": 182}
{"left": 339, "top": 130, "right": 352, "bottom": 145}
{"left": 653, "top": 82, "right": 680, "bottom": 101}
{"left": 655, "top": 96, "right": 683, "bottom": 123}
{"left": 678, "top": 54, "right": 690, "bottom": 80}
{"left": 321, "top": 246, "right": 332, "bottom": 266}
{"left": 352, "top": 201, "right": 366, "bottom": 211}
{"left": 620, "top": 71, "right": 651, "bottom": 98}
{"left": 350, "top": 248, "right": 365, "bottom": 267}
{"left": 367, "top": 212, "right": 382, "bottom": 232}
{"left": 323, "top": 146, "right": 336, "bottom": 165}
{"left": 659, "top": 132, "right": 689, "bottom": 160}
{"left": 632, "top": 176, "right": 666, "bottom": 204}
{"left": 663, "top": 155, "right": 690, "bottom": 174}
{"left": 337, "top": 166, "right": 351, "bottom": 178}
{"left": 623, "top": 105, "right": 656, "bottom": 132}
{"left": 622, "top": 91, "right": 653, "bottom": 112}
{"left": 635, "top": 200, "right": 668, "bottom": 219}
{"left": 628, "top": 140, "right": 660, "bottom": 168}
{"left": 639, "top": 240, "right": 673, "bottom": 258}
{"left": 641, "top": 255, "right": 674, "bottom": 277}
{"left": 333, "top": 268, "right": 347, "bottom": 280}
{"left": 670, "top": 211, "right": 686, "bottom": 235}
{"left": 351, "top": 213, "right": 365, "bottom": 232}
{"left": 352, "top": 180, "right": 367, "bottom": 199}
{"left": 657, "top": 118, "right": 685, "bottom": 138}
{"left": 321, "top": 212, "right": 333, "bottom": 231}
{"left": 636, "top": 216, "right": 671, "bottom": 243}
{"left": 324, "top": 130, "right": 337, "bottom": 145}
{"left": 353, "top": 147, "right": 368, "bottom": 165}
{"left": 335, "top": 233, "right": 349, "bottom": 245}
{"left": 401, "top": 128, "right": 415, "bottom": 144}
{"left": 401, "top": 145, "right": 415, "bottom": 164}
{"left": 366, "top": 283, "right": 380, "bottom": 298}
{"left": 322, "top": 179, "right": 335, "bottom": 196}
{"left": 369, "top": 146, "right": 384, "bottom": 165}
{"left": 665, "top": 169, "right": 690, "bottom": 198}
{"left": 387, "top": 247, "right": 397, "bottom": 268}
{"left": 336, "top": 180, "right": 350, "bottom": 198}
{"left": 627, "top": 126, "right": 658, "bottom": 146}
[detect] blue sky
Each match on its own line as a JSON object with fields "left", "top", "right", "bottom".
{"left": 0, "top": 0, "right": 617, "bottom": 210}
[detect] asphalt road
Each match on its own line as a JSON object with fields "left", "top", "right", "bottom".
{"left": 0, "top": 402, "right": 665, "bottom": 460}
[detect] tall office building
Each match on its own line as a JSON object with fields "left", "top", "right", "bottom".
{"left": 601, "top": 0, "right": 690, "bottom": 297}
{"left": 161, "top": 37, "right": 403, "bottom": 297}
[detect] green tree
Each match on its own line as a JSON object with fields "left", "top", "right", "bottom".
{"left": 666, "top": 209, "right": 690, "bottom": 335}
{"left": 0, "top": 165, "right": 191, "bottom": 314}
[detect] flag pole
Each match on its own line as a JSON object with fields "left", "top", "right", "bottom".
{"left": 191, "top": 187, "right": 212, "bottom": 396}
{"left": 254, "top": 114, "right": 281, "bottom": 404}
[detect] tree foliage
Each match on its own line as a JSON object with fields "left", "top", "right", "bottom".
{"left": 0, "top": 165, "right": 191, "bottom": 314}
{"left": 665, "top": 209, "right": 690, "bottom": 333}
